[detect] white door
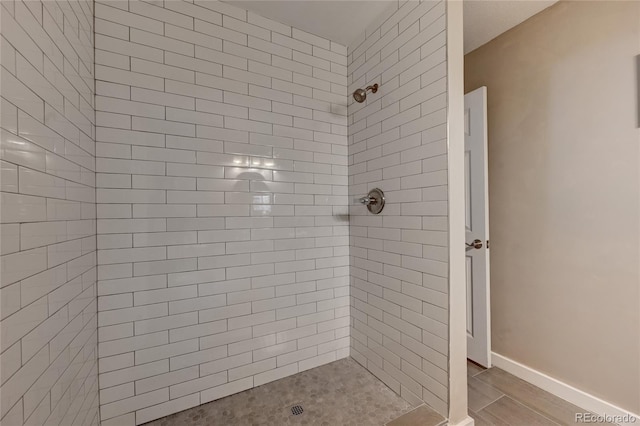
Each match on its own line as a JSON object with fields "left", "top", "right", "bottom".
{"left": 464, "top": 87, "right": 491, "bottom": 367}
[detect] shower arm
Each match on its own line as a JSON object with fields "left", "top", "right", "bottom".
{"left": 365, "top": 84, "right": 378, "bottom": 94}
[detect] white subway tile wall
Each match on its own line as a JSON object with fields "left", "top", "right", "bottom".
{"left": 347, "top": 0, "right": 449, "bottom": 416}
{"left": 1, "top": 0, "right": 453, "bottom": 423}
{"left": 0, "top": 1, "right": 98, "bottom": 425}
{"left": 94, "top": 1, "right": 349, "bottom": 424}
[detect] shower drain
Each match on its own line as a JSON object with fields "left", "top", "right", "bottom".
{"left": 291, "top": 405, "right": 304, "bottom": 416}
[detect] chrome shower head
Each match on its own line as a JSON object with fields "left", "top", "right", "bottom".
{"left": 352, "top": 83, "right": 378, "bottom": 103}
{"left": 353, "top": 88, "right": 367, "bottom": 103}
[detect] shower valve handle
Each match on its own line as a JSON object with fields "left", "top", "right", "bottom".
{"left": 359, "top": 196, "right": 377, "bottom": 206}
{"left": 358, "top": 189, "right": 385, "bottom": 214}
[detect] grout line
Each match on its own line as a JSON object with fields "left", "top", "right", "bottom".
{"left": 472, "top": 393, "right": 504, "bottom": 413}
{"left": 384, "top": 403, "right": 445, "bottom": 426}
{"left": 384, "top": 404, "right": 426, "bottom": 425}
{"left": 489, "top": 396, "right": 563, "bottom": 426}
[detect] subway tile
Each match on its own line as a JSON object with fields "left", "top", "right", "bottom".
{"left": 100, "top": 388, "right": 168, "bottom": 421}
{"left": 74, "top": 0, "right": 443, "bottom": 422}
{"left": 345, "top": 3, "right": 450, "bottom": 415}
{"left": 228, "top": 358, "right": 275, "bottom": 382}
{"left": 0, "top": 5, "right": 99, "bottom": 415}
{"left": 132, "top": 116, "right": 196, "bottom": 137}
{"left": 170, "top": 371, "right": 227, "bottom": 399}
{"left": 18, "top": 167, "right": 66, "bottom": 199}
{"left": 132, "top": 57, "right": 195, "bottom": 84}
{"left": 96, "top": 65, "right": 164, "bottom": 91}
{"left": 97, "top": 128, "right": 165, "bottom": 148}
{"left": 273, "top": 56, "right": 312, "bottom": 76}
{"left": 165, "top": 23, "right": 222, "bottom": 51}
{"left": 2, "top": 9, "right": 43, "bottom": 73}
{"left": 97, "top": 96, "right": 164, "bottom": 119}
{"left": 136, "top": 339, "right": 199, "bottom": 365}
{"left": 199, "top": 327, "right": 252, "bottom": 351}
{"left": 128, "top": 1, "right": 193, "bottom": 30}
{"left": 225, "top": 41, "right": 272, "bottom": 68}
{"left": 195, "top": 44, "right": 247, "bottom": 70}
{"left": 131, "top": 87, "right": 194, "bottom": 110}
{"left": 16, "top": 54, "right": 63, "bottom": 113}
{"left": 100, "top": 383, "right": 135, "bottom": 405}
{"left": 134, "top": 258, "right": 198, "bottom": 276}
{"left": 165, "top": 80, "right": 223, "bottom": 103}
{"left": 194, "top": 16, "right": 247, "bottom": 44}
{"left": 200, "top": 377, "right": 253, "bottom": 404}
{"left": 95, "top": 17, "right": 129, "bottom": 40}
{"left": 137, "top": 394, "right": 200, "bottom": 425}
{"left": 0, "top": 345, "right": 49, "bottom": 419}
{"left": 134, "top": 366, "right": 199, "bottom": 395}
{"left": 169, "top": 344, "right": 227, "bottom": 370}
{"left": 95, "top": 3, "right": 163, "bottom": 34}
{"left": 272, "top": 33, "right": 312, "bottom": 55}
{"left": 166, "top": 52, "right": 223, "bottom": 77}
{"left": 99, "top": 330, "right": 168, "bottom": 358}
{"left": 96, "top": 34, "right": 164, "bottom": 63}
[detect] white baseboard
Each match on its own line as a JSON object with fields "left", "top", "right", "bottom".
{"left": 491, "top": 352, "right": 640, "bottom": 424}
{"left": 447, "top": 415, "right": 474, "bottom": 426}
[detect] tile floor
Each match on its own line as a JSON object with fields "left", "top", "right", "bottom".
{"left": 144, "top": 358, "right": 610, "bottom": 426}
{"left": 145, "top": 358, "right": 445, "bottom": 426}
{"left": 468, "top": 360, "right": 612, "bottom": 425}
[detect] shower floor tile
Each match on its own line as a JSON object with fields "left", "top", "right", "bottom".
{"left": 144, "top": 357, "right": 421, "bottom": 426}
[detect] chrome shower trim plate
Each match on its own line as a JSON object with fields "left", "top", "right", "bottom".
{"left": 359, "top": 188, "right": 385, "bottom": 214}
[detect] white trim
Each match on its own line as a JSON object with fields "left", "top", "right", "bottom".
{"left": 446, "top": 0, "right": 469, "bottom": 424}
{"left": 492, "top": 352, "right": 640, "bottom": 424}
{"left": 447, "top": 415, "right": 475, "bottom": 426}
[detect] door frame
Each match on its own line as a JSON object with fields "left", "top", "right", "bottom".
{"left": 446, "top": 1, "right": 473, "bottom": 425}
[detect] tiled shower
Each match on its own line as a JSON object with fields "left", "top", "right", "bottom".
{"left": 0, "top": 0, "right": 451, "bottom": 424}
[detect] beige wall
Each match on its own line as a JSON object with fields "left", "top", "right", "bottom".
{"left": 465, "top": 1, "right": 640, "bottom": 413}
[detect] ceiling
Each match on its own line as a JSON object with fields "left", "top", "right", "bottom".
{"left": 226, "top": 1, "right": 396, "bottom": 47}
{"left": 463, "top": 1, "right": 557, "bottom": 53}
{"left": 225, "top": 1, "right": 558, "bottom": 52}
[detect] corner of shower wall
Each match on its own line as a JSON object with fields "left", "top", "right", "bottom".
{"left": 0, "top": 1, "right": 98, "bottom": 425}
{"left": 93, "top": 1, "right": 350, "bottom": 424}
{"left": 347, "top": 0, "right": 450, "bottom": 417}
